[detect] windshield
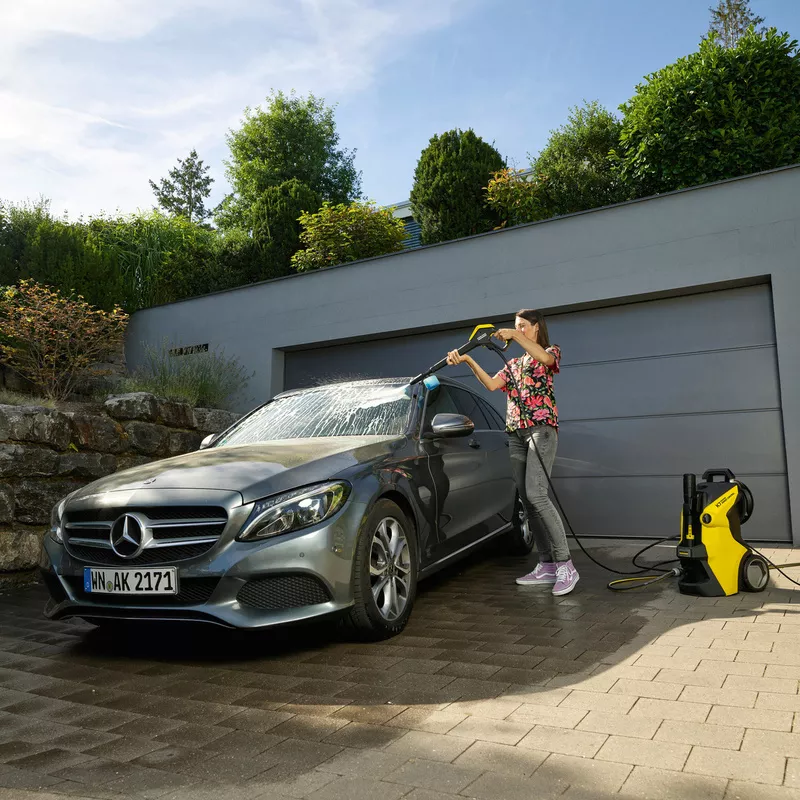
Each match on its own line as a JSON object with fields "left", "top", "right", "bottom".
{"left": 214, "top": 382, "right": 413, "bottom": 446}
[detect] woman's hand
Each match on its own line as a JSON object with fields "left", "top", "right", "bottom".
{"left": 493, "top": 328, "right": 518, "bottom": 343}
{"left": 446, "top": 349, "right": 469, "bottom": 366}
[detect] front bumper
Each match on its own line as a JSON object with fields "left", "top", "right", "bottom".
{"left": 40, "top": 492, "right": 368, "bottom": 629}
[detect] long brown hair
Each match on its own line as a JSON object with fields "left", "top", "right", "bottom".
{"left": 516, "top": 309, "right": 550, "bottom": 348}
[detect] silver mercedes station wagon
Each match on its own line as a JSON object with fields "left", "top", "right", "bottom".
{"left": 39, "top": 377, "right": 532, "bottom": 639}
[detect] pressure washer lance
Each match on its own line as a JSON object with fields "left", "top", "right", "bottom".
{"left": 408, "top": 324, "right": 509, "bottom": 386}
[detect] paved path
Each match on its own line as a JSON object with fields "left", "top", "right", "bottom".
{"left": 1, "top": 541, "right": 800, "bottom": 799}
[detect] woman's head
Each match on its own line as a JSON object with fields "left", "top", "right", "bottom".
{"left": 515, "top": 309, "right": 550, "bottom": 348}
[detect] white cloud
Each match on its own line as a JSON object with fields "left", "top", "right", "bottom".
{"left": 0, "top": 0, "right": 466, "bottom": 219}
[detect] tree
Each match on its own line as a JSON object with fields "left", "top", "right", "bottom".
{"left": 291, "top": 201, "right": 407, "bottom": 272}
{"left": 149, "top": 149, "right": 214, "bottom": 224}
{"left": 709, "top": 1, "right": 765, "bottom": 48}
{"left": 409, "top": 128, "right": 506, "bottom": 245}
{"left": 219, "top": 90, "right": 360, "bottom": 229}
{"left": 613, "top": 28, "right": 800, "bottom": 198}
{"left": 531, "top": 101, "right": 625, "bottom": 217}
{"left": 251, "top": 179, "right": 321, "bottom": 279}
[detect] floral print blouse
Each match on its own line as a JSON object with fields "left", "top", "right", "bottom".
{"left": 493, "top": 345, "right": 562, "bottom": 432}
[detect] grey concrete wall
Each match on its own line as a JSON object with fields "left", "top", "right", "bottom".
{"left": 126, "top": 165, "right": 800, "bottom": 543}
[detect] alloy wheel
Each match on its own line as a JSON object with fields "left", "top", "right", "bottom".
{"left": 369, "top": 517, "right": 411, "bottom": 621}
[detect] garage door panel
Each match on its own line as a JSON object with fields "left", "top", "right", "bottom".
{"left": 547, "top": 285, "right": 775, "bottom": 365}
{"left": 283, "top": 284, "right": 790, "bottom": 542}
{"left": 558, "top": 348, "right": 780, "bottom": 421}
{"left": 555, "top": 412, "right": 786, "bottom": 477}
{"left": 284, "top": 326, "right": 479, "bottom": 389}
{"left": 550, "top": 475, "right": 789, "bottom": 541}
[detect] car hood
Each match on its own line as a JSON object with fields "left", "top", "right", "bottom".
{"left": 73, "top": 436, "right": 403, "bottom": 505}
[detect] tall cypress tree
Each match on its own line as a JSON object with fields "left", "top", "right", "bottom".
{"left": 410, "top": 129, "right": 506, "bottom": 245}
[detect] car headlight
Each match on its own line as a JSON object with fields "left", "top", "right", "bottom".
{"left": 236, "top": 481, "right": 351, "bottom": 542}
{"left": 49, "top": 492, "right": 76, "bottom": 544}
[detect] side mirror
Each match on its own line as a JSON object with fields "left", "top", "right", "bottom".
{"left": 426, "top": 413, "right": 474, "bottom": 439}
{"left": 199, "top": 434, "right": 216, "bottom": 450}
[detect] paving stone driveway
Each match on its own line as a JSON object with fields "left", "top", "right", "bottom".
{"left": 2, "top": 542, "right": 800, "bottom": 800}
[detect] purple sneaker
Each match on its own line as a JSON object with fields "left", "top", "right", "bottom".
{"left": 516, "top": 562, "right": 557, "bottom": 585}
{"left": 552, "top": 560, "right": 579, "bottom": 596}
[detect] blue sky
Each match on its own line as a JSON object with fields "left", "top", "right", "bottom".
{"left": 2, "top": 0, "right": 799, "bottom": 219}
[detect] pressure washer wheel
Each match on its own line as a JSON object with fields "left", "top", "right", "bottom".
{"left": 505, "top": 496, "right": 535, "bottom": 556}
{"left": 741, "top": 552, "right": 769, "bottom": 592}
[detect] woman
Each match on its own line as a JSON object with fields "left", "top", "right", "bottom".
{"left": 445, "top": 309, "right": 578, "bottom": 596}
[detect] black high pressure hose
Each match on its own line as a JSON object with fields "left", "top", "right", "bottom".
{"left": 491, "top": 345, "right": 682, "bottom": 591}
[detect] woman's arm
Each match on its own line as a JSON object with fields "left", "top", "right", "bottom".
{"left": 446, "top": 350, "right": 506, "bottom": 391}
{"left": 494, "top": 329, "right": 555, "bottom": 366}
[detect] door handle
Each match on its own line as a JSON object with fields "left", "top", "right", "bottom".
{"left": 468, "top": 439, "right": 481, "bottom": 449}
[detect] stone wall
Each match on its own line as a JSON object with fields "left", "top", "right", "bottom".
{"left": 0, "top": 393, "right": 241, "bottom": 583}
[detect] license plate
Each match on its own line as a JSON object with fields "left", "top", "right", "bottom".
{"left": 83, "top": 567, "right": 178, "bottom": 595}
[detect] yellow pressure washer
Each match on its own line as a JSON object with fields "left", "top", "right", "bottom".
{"left": 676, "top": 468, "right": 768, "bottom": 596}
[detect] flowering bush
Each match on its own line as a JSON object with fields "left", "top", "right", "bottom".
{"left": 0, "top": 279, "right": 128, "bottom": 401}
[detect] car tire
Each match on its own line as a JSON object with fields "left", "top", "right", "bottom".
{"left": 504, "top": 495, "right": 535, "bottom": 556}
{"left": 345, "top": 499, "right": 418, "bottom": 641}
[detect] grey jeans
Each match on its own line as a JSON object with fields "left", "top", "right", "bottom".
{"left": 508, "top": 425, "right": 571, "bottom": 563}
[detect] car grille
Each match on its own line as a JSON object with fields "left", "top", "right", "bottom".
{"left": 237, "top": 575, "right": 331, "bottom": 610}
{"left": 64, "top": 576, "right": 219, "bottom": 605}
{"left": 63, "top": 506, "right": 227, "bottom": 566}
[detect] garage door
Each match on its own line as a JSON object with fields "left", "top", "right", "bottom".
{"left": 284, "top": 284, "right": 790, "bottom": 542}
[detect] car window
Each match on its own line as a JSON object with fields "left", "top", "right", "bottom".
{"left": 422, "top": 386, "right": 458, "bottom": 429}
{"left": 215, "top": 382, "right": 413, "bottom": 444}
{"left": 476, "top": 396, "right": 506, "bottom": 431}
{"left": 448, "top": 387, "right": 492, "bottom": 430}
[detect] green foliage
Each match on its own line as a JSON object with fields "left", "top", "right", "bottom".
{"left": 87, "top": 211, "right": 218, "bottom": 310}
{"left": 219, "top": 90, "right": 359, "bottom": 230}
{"left": 251, "top": 179, "right": 321, "bottom": 278}
{"left": 0, "top": 199, "right": 124, "bottom": 311}
{"left": 709, "top": 1, "right": 765, "bottom": 48}
{"left": 409, "top": 128, "right": 506, "bottom": 244}
{"left": 486, "top": 103, "right": 624, "bottom": 227}
{"left": 532, "top": 101, "right": 625, "bottom": 217}
{"left": 149, "top": 148, "right": 214, "bottom": 224}
{"left": 291, "top": 201, "right": 407, "bottom": 272}
{"left": 122, "top": 340, "right": 253, "bottom": 410}
{"left": 484, "top": 169, "right": 548, "bottom": 227}
{"left": 614, "top": 28, "right": 800, "bottom": 197}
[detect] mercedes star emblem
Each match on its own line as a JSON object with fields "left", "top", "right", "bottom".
{"left": 109, "top": 513, "right": 148, "bottom": 559}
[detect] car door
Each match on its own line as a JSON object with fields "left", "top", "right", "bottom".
{"left": 448, "top": 386, "right": 516, "bottom": 535}
{"left": 474, "top": 393, "right": 517, "bottom": 523}
{"left": 419, "top": 384, "right": 505, "bottom": 558}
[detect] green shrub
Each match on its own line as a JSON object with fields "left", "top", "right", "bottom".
{"left": 614, "top": 28, "right": 800, "bottom": 196}
{"left": 0, "top": 200, "right": 124, "bottom": 311}
{"left": 0, "top": 280, "right": 128, "bottom": 401}
{"left": 122, "top": 341, "right": 253, "bottom": 409}
{"left": 291, "top": 201, "right": 407, "bottom": 272}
